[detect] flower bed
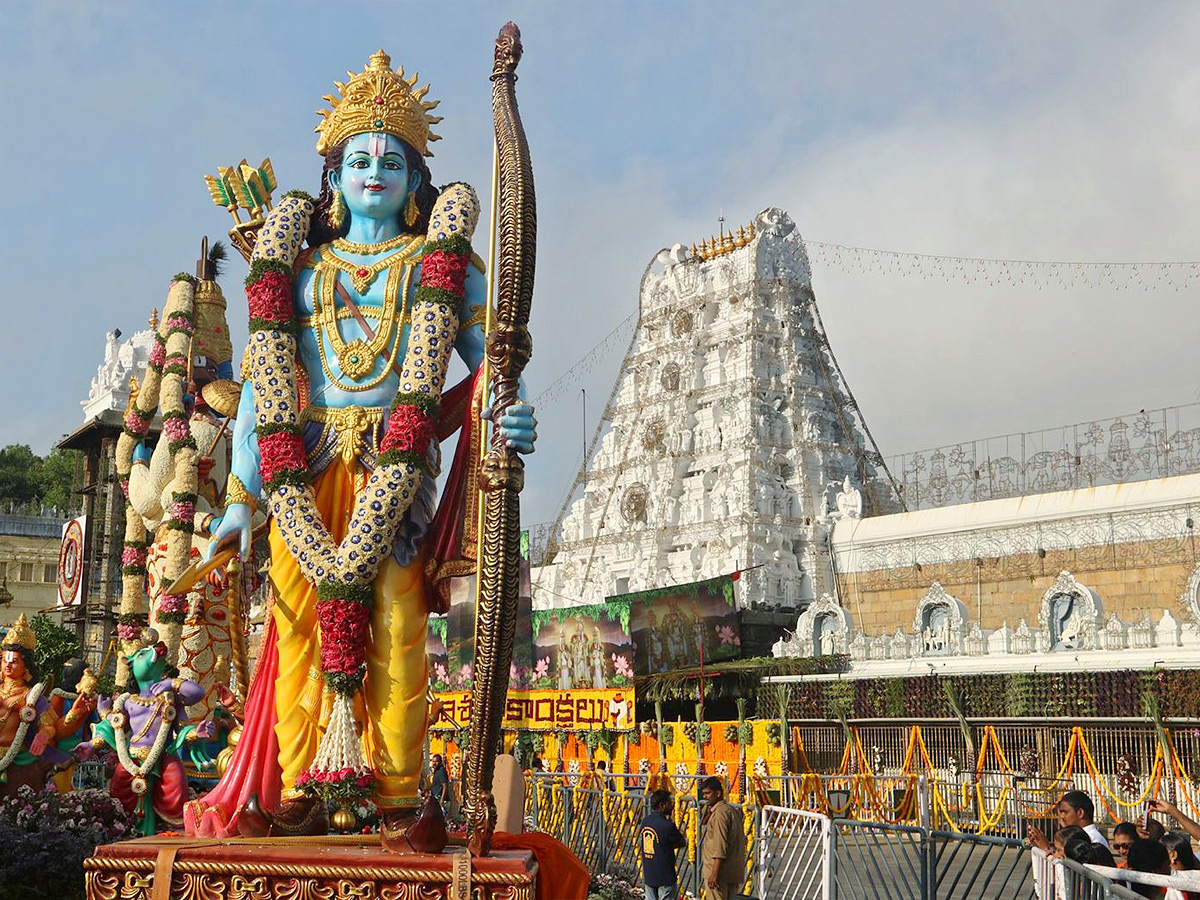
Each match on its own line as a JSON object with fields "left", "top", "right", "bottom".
{"left": 0, "top": 785, "right": 137, "bottom": 900}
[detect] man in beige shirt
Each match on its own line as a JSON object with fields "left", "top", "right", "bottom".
{"left": 700, "top": 776, "right": 747, "bottom": 900}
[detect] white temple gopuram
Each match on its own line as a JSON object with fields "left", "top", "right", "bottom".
{"left": 531, "top": 208, "right": 898, "bottom": 614}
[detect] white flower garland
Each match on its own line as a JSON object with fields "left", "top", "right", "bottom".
{"left": 0, "top": 682, "right": 45, "bottom": 774}
{"left": 111, "top": 690, "right": 176, "bottom": 794}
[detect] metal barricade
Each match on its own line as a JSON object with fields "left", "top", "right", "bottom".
{"left": 833, "top": 819, "right": 928, "bottom": 900}
{"left": 1056, "top": 859, "right": 1141, "bottom": 900}
{"left": 562, "top": 786, "right": 607, "bottom": 871}
{"left": 605, "top": 789, "right": 651, "bottom": 876}
{"left": 527, "top": 783, "right": 1071, "bottom": 899}
{"left": 929, "top": 830, "right": 1033, "bottom": 900}
{"left": 759, "top": 806, "right": 832, "bottom": 900}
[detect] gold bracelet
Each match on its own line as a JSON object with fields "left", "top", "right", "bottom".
{"left": 223, "top": 473, "right": 257, "bottom": 513}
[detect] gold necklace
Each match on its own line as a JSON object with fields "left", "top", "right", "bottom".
{"left": 332, "top": 232, "right": 418, "bottom": 255}
{"left": 310, "top": 248, "right": 418, "bottom": 391}
{"left": 320, "top": 237, "right": 424, "bottom": 293}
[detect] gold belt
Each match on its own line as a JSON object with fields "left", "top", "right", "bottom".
{"left": 301, "top": 404, "right": 386, "bottom": 467}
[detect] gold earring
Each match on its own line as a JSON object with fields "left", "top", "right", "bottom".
{"left": 404, "top": 192, "right": 419, "bottom": 227}
{"left": 330, "top": 189, "right": 347, "bottom": 229}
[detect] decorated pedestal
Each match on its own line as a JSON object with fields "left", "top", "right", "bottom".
{"left": 84, "top": 835, "right": 536, "bottom": 900}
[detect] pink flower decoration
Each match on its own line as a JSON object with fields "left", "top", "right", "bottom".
{"left": 116, "top": 623, "right": 141, "bottom": 640}
{"left": 259, "top": 432, "right": 307, "bottom": 484}
{"left": 121, "top": 547, "right": 145, "bottom": 567}
{"left": 165, "top": 316, "right": 192, "bottom": 333}
{"left": 124, "top": 409, "right": 150, "bottom": 435}
{"left": 168, "top": 500, "right": 195, "bottom": 522}
{"left": 158, "top": 593, "right": 188, "bottom": 615}
{"left": 163, "top": 417, "right": 190, "bottom": 442}
{"left": 149, "top": 342, "right": 166, "bottom": 368}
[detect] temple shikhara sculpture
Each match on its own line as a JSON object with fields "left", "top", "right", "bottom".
{"left": 533, "top": 208, "right": 898, "bottom": 613}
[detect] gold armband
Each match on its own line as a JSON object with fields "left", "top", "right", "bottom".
{"left": 223, "top": 474, "right": 257, "bottom": 513}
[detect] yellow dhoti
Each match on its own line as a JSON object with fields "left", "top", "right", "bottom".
{"left": 270, "top": 456, "right": 428, "bottom": 808}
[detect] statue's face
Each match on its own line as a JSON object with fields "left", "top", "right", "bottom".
{"left": 129, "top": 644, "right": 167, "bottom": 684}
{"left": 2, "top": 650, "right": 27, "bottom": 684}
{"left": 330, "top": 132, "right": 418, "bottom": 224}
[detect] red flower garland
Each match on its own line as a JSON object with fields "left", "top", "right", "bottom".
{"left": 246, "top": 270, "right": 294, "bottom": 323}
{"left": 379, "top": 404, "right": 436, "bottom": 457}
{"left": 419, "top": 249, "right": 470, "bottom": 294}
{"left": 316, "top": 599, "right": 371, "bottom": 676}
{"left": 258, "top": 432, "right": 307, "bottom": 485}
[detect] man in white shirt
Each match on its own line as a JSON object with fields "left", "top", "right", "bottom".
{"left": 1059, "top": 790, "right": 1109, "bottom": 849}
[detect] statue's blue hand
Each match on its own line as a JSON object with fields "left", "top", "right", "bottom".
{"left": 132, "top": 442, "right": 152, "bottom": 465}
{"left": 206, "top": 502, "right": 253, "bottom": 560}
{"left": 484, "top": 403, "right": 536, "bottom": 454}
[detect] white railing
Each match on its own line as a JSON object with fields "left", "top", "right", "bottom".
{"left": 759, "top": 806, "right": 832, "bottom": 900}
{"left": 1032, "top": 847, "right": 1200, "bottom": 900}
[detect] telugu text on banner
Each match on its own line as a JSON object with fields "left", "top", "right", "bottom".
{"left": 433, "top": 688, "right": 634, "bottom": 732}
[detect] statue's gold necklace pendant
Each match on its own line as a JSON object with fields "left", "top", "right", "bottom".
{"left": 310, "top": 241, "right": 422, "bottom": 391}
{"left": 322, "top": 236, "right": 424, "bottom": 293}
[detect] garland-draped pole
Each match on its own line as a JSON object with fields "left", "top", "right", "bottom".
{"left": 465, "top": 21, "right": 537, "bottom": 857}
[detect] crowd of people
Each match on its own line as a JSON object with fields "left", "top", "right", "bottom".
{"left": 1028, "top": 791, "right": 1200, "bottom": 898}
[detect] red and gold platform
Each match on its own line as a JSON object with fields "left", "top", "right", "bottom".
{"left": 84, "top": 834, "right": 536, "bottom": 900}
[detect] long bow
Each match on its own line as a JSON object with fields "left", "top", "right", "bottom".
{"left": 465, "top": 21, "right": 537, "bottom": 857}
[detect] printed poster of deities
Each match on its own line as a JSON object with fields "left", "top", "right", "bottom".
{"left": 529, "top": 605, "right": 636, "bottom": 691}
{"left": 427, "top": 557, "right": 533, "bottom": 693}
{"left": 623, "top": 573, "right": 741, "bottom": 676}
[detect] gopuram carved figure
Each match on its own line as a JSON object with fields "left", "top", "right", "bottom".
{"left": 183, "top": 49, "right": 535, "bottom": 851}
{"left": 0, "top": 616, "right": 76, "bottom": 797}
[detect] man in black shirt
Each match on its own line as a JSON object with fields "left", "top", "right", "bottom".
{"left": 640, "top": 789, "right": 687, "bottom": 900}
{"left": 430, "top": 754, "right": 450, "bottom": 807}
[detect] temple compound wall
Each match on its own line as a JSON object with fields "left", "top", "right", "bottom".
{"left": 776, "top": 472, "right": 1200, "bottom": 673}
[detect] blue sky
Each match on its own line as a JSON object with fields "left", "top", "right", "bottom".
{"left": 2, "top": 2, "right": 1199, "bottom": 525}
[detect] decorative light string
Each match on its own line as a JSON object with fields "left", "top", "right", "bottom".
{"left": 802, "top": 240, "right": 1200, "bottom": 291}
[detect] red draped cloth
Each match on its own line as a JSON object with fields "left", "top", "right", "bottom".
{"left": 491, "top": 832, "right": 589, "bottom": 900}
{"left": 184, "top": 618, "right": 283, "bottom": 836}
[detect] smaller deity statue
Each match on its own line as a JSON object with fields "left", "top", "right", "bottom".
{"left": 93, "top": 635, "right": 214, "bottom": 834}
{"left": 49, "top": 657, "right": 99, "bottom": 792}
{"left": 0, "top": 616, "right": 75, "bottom": 797}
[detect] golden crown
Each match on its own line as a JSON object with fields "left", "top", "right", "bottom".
{"left": 1, "top": 614, "right": 35, "bottom": 652}
{"left": 315, "top": 50, "right": 442, "bottom": 157}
